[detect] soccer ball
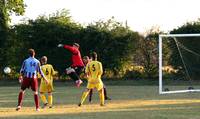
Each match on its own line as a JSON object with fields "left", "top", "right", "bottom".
{"left": 3, "top": 67, "right": 11, "bottom": 74}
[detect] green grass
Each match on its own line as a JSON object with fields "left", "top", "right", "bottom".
{"left": 1, "top": 81, "right": 200, "bottom": 119}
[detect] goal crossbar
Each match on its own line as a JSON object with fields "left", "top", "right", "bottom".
{"left": 160, "top": 34, "right": 200, "bottom": 37}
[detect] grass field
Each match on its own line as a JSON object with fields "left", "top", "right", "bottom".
{"left": 1, "top": 80, "right": 200, "bottom": 119}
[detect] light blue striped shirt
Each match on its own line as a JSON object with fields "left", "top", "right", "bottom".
{"left": 20, "top": 57, "right": 45, "bottom": 78}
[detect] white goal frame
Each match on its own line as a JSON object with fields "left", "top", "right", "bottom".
{"left": 159, "top": 34, "right": 200, "bottom": 94}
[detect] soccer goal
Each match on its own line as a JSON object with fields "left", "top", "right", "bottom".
{"left": 159, "top": 34, "right": 200, "bottom": 94}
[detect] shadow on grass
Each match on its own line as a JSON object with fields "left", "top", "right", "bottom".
{"left": 2, "top": 101, "right": 200, "bottom": 119}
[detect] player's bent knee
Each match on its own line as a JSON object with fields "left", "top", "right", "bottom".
{"left": 20, "top": 89, "right": 25, "bottom": 93}
{"left": 48, "top": 92, "right": 52, "bottom": 95}
{"left": 98, "top": 88, "right": 104, "bottom": 92}
{"left": 85, "top": 88, "right": 90, "bottom": 92}
{"left": 34, "top": 91, "right": 38, "bottom": 95}
{"left": 65, "top": 67, "right": 75, "bottom": 74}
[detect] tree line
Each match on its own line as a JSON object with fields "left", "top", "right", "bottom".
{"left": 1, "top": 1, "right": 200, "bottom": 80}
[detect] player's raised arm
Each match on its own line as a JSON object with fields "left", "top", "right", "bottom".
{"left": 58, "top": 43, "right": 78, "bottom": 54}
{"left": 64, "top": 45, "right": 77, "bottom": 54}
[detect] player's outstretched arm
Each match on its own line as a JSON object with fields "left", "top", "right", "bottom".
{"left": 58, "top": 44, "right": 77, "bottom": 54}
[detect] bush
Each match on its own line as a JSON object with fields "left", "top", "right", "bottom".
{"left": 123, "top": 70, "right": 144, "bottom": 80}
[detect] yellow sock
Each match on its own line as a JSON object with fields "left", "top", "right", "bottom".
{"left": 99, "top": 89, "right": 105, "bottom": 105}
{"left": 48, "top": 95, "right": 53, "bottom": 106}
{"left": 40, "top": 94, "right": 47, "bottom": 104}
{"left": 80, "top": 91, "right": 89, "bottom": 105}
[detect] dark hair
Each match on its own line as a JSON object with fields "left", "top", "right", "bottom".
{"left": 28, "top": 49, "right": 35, "bottom": 56}
{"left": 90, "top": 51, "right": 97, "bottom": 60}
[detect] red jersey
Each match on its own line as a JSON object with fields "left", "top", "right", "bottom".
{"left": 63, "top": 45, "right": 84, "bottom": 67}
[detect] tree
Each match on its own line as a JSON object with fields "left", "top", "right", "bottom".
{"left": 80, "top": 18, "right": 139, "bottom": 77}
{"left": 0, "top": 0, "right": 26, "bottom": 69}
{"left": 9, "top": 15, "right": 139, "bottom": 78}
{"left": 133, "top": 27, "right": 162, "bottom": 79}
{"left": 10, "top": 9, "right": 82, "bottom": 74}
{"left": 0, "top": 0, "right": 25, "bottom": 25}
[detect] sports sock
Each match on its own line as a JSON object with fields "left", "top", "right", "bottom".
{"left": 17, "top": 91, "right": 24, "bottom": 106}
{"left": 99, "top": 89, "right": 105, "bottom": 105}
{"left": 40, "top": 94, "right": 47, "bottom": 104}
{"left": 80, "top": 91, "right": 89, "bottom": 105}
{"left": 89, "top": 89, "right": 93, "bottom": 102}
{"left": 48, "top": 95, "right": 53, "bottom": 107}
{"left": 34, "top": 94, "right": 39, "bottom": 109}
{"left": 104, "top": 87, "right": 108, "bottom": 98}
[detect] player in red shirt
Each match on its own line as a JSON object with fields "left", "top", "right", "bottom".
{"left": 58, "top": 43, "right": 84, "bottom": 87}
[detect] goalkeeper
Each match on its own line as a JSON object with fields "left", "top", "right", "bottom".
{"left": 78, "top": 52, "right": 105, "bottom": 106}
{"left": 58, "top": 43, "right": 84, "bottom": 87}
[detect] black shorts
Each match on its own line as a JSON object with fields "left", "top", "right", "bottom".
{"left": 73, "top": 66, "right": 84, "bottom": 75}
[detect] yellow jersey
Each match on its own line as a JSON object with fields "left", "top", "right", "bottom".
{"left": 40, "top": 64, "right": 55, "bottom": 84}
{"left": 85, "top": 60, "right": 103, "bottom": 83}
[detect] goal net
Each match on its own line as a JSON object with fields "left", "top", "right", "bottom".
{"left": 159, "top": 34, "right": 200, "bottom": 94}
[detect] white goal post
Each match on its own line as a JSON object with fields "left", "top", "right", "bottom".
{"left": 159, "top": 33, "right": 200, "bottom": 94}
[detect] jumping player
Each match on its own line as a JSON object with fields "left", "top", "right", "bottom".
{"left": 57, "top": 43, "right": 84, "bottom": 87}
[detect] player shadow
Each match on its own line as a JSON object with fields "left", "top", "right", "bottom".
{"left": 1, "top": 99, "right": 200, "bottom": 119}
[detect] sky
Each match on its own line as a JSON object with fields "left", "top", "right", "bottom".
{"left": 11, "top": 0, "right": 200, "bottom": 33}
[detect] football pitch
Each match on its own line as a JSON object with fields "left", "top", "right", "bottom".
{"left": 1, "top": 81, "right": 200, "bottom": 119}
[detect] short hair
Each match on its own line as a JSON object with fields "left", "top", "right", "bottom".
{"left": 41, "top": 56, "right": 47, "bottom": 64}
{"left": 73, "top": 43, "right": 80, "bottom": 47}
{"left": 83, "top": 56, "right": 89, "bottom": 60}
{"left": 28, "top": 49, "right": 35, "bottom": 56}
{"left": 90, "top": 51, "right": 97, "bottom": 60}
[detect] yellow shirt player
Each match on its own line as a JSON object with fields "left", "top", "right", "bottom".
{"left": 82, "top": 56, "right": 111, "bottom": 103}
{"left": 86, "top": 61, "right": 104, "bottom": 90}
{"left": 39, "top": 56, "right": 56, "bottom": 108}
{"left": 78, "top": 52, "right": 105, "bottom": 106}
